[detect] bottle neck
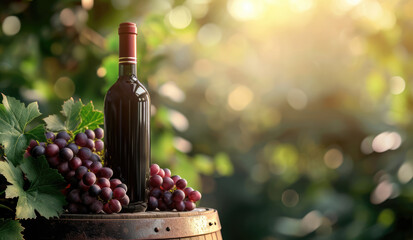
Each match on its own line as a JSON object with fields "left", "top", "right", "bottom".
{"left": 119, "top": 63, "right": 137, "bottom": 77}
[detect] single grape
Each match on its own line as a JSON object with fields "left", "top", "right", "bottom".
{"left": 47, "top": 156, "right": 60, "bottom": 167}
{"left": 81, "top": 192, "right": 95, "bottom": 206}
{"left": 75, "top": 166, "right": 88, "bottom": 179}
{"left": 163, "top": 168, "right": 171, "bottom": 178}
{"left": 184, "top": 200, "right": 196, "bottom": 211}
{"left": 116, "top": 183, "right": 127, "bottom": 192}
{"left": 45, "top": 132, "right": 55, "bottom": 141}
{"left": 69, "top": 157, "right": 82, "bottom": 170}
{"left": 54, "top": 138, "right": 67, "bottom": 149}
{"left": 45, "top": 144, "right": 59, "bottom": 157}
{"left": 171, "top": 175, "right": 181, "bottom": 184}
{"left": 67, "top": 143, "right": 79, "bottom": 155}
{"left": 150, "top": 164, "right": 160, "bottom": 176}
{"left": 31, "top": 146, "right": 45, "bottom": 158}
{"left": 89, "top": 184, "right": 102, "bottom": 197}
{"left": 157, "top": 169, "right": 165, "bottom": 178}
{"left": 119, "top": 195, "right": 130, "bottom": 206}
{"left": 188, "top": 190, "right": 202, "bottom": 202}
{"left": 57, "top": 161, "right": 70, "bottom": 174}
{"left": 176, "top": 179, "right": 187, "bottom": 190}
{"left": 157, "top": 199, "right": 167, "bottom": 211}
{"left": 96, "top": 178, "right": 110, "bottom": 188}
{"left": 82, "top": 160, "right": 93, "bottom": 169}
{"left": 94, "top": 140, "right": 104, "bottom": 152}
{"left": 113, "top": 187, "right": 126, "bottom": 200}
{"left": 183, "top": 187, "right": 194, "bottom": 197}
{"left": 149, "top": 175, "right": 163, "bottom": 188}
{"left": 103, "top": 203, "right": 112, "bottom": 214}
{"left": 100, "top": 187, "right": 113, "bottom": 201}
{"left": 56, "top": 131, "right": 71, "bottom": 141}
{"left": 162, "top": 177, "right": 174, "bottom": 190}
{"left": 94, "top": 128, "right": 104, "bottom": 139}
{"left": 65, "top": 170, "right": 76, "bottom": 181}
{"left": 90, "top": 161, "right": 102, "bottom": 173}
{"left": 27, "top": 140, "right": 38, "bottom": 154}
{"left": 67, "top": 189, "right": 81, "bottom": 203}
{"left": 175, "top": 201, "right": 185, "bottom": 211}
{"left": 163, "top": 191, "right": 173, "bottom": 206}
{"left": 85, "top": 139, "right": 95, "bottom": 150}
{"left": 109, "top": 199, "right": 122, "bottom": 213}
{"left": 85, "top": 129, "right": 96, "bottom": 139}
{"left": 172, "top": 189, "right": 185, "bottom": 202}
{"left": 148, "top": 196, "right": 158, "bottom": 210}
{"left": 150, "top": 188, "right": 162, "bottom": 198}
{"left": 67, "top": 203, "right": 80, "bottom": 213}
{"left": 83, "top": 172, "right": 97, "bottom": 186}
{"left": 110, "top": 179, "right": 122, "bottom": 189}
{"left": 90, "top": 153, "right": 101, "bottom": 162}
{"left": 77, "top": 147, "right": 92, "bottom": 160}
{"left": 89, "top": 200, "right": 103, "bottom": 213}
{"left": 59, "top": 147, "right": 74, "bottom": 162}
{"left": 97, "top": 167, "right": 113, "bottom": 179}
{"left": 79, "top": 180, "right": 90, "bottom": 192}
{"left": 75, "top": 133, "right": 87, "bottom": 147}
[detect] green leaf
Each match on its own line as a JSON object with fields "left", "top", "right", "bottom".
{"left": 0, "top": 157, "right": 66, "bottom": 219}
{"left": 0, "top": 219, "right": 24, "bottom": 240}
{"left": 74, "top": 101, "right": 104, "bottom": 134}
{"left": 43, "top": 114, "right": 65, "bottom": 132}
{"left": 44, "top": 98, "right": 83, "bottom": 133}
{"left": 0, "top": 94, "right": 45, "bottom": 166}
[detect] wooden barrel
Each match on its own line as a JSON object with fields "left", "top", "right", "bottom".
{"left": 24, "top": 208, "right": 222, "bottom": 240}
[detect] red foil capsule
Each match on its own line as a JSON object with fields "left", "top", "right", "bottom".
{"left": 118, "top": 22, "right": 137, "bottom": 64}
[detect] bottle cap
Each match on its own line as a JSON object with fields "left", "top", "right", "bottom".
{"left": 118, "top": 22, "right": 137, "bottom": 64}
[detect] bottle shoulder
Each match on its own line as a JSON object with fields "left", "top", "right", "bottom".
{"left": 105, "top": 76, "right": 150, "bottom": 101}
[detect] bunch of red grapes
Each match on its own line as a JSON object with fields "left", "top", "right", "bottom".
{"left": 27, "top": 128, "right": 129, "bottom": 214}
{"left": 148, "top": 164, "right": 202, "bottom": 211}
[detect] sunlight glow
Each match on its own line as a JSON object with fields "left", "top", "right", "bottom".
{"left": 168, "top": 6, "right": 192, "bottom": 29}
{"left": 372, "top": 131, "right": 402, "bottom": 153}
{"left": 169, "top": 109, "right": 189, "bottom": 132}
{"left": 371, "top": 180, "right": 393, "bottom": 204}
{"left": 2, "top": 16, "right": 21, "bottom": 36}
{"left": 390, "top": 76, "right": 405, "bottom": 95}
{"left": 287, "top": 89, "right": 308, "bottom": 110}
{"left": 398, "top": 162, "right": 413, "bottom": 184}
{"left": 159, "top": 82, "right": 186, "bottom": 103}
{"left": 281, "top": 189, "right": 299, "bottom": 207}
{"left": 227, "top": 0, "right": 264, "bottom": 21}
{"left": 228, "top": 85, "right": 254, "bottom": 111}
{"left": 324, "top": 148, "right": 343, "bottom": 169}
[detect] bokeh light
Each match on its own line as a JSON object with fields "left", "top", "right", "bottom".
{"left": 168, "top": 6, "right": 192, "bottom": 29}
{"left": 2, "top": 16, "right": 21, "bottom": 36}
{"left": 323, "top": 148, "right": 344, "bottom": 169}
{"left": 227, "top": 85, "right": 254, "bottom": 111}
{"left": 54, "top": 77, "right": 75, "bottom": 99}
{"left": 281, "top": 189, "right": 299, "bottom": 207}
{"left": 60, "top": 8, "right": 76, "bottom": 27}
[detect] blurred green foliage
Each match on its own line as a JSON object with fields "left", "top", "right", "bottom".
{"left": 1, "top": 0, "right": 413, "bottom": 239}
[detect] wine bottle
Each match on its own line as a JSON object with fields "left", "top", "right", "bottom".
{"left": 104, "top": 22, "right": 150, "bottom": 207}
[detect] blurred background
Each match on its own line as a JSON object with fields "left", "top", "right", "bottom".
{"left": 1, "top": 0, "right": 413, "bottom": 239}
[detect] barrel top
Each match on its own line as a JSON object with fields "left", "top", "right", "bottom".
{"left": 58, "top": 207, "right": 217, "bottom": 219}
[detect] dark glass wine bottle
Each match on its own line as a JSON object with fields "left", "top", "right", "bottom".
{"left": 104, "top": 22, "right": 150, "bottom": 205}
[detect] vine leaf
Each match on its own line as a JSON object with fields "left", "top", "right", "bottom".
{"left": 44, "top": 98, "right": 83, "bottom": 133}
{"left": 0, "top": 157, "right": 66, "bottom": 219}
{"left": 74, "top": 101, "right": 104, "bottom": 134}
{"left": 0, "top": 219, "right": 24, "bottom": 240}
{"left": 0, "top": 94, "right": 46, "bottom": 166}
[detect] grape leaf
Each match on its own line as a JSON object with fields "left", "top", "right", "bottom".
{"left": 0, "top": 157, "right": 66, "bottom": 219}
{"left": 44, "top": 98, "right": 83, "bottom": 133}
{"left": 0, "top": 94, "right": 46, "bottom": 166}
{"left": 0, "top": 219, "right": 24, "bottom": 240}
{"left": 74, "top": 101, "right": 104, "bottom": 134}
